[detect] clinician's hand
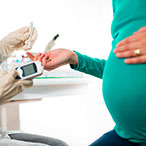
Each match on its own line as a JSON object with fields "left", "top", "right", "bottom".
{"left": 26, "top": 48, "right": 78, "bottom": 71}
{"left": 114, "top": 26, "right": 146, "bottom": 64}
{"left": 0, "top": 26, "right": 37, "bottom": 57}
{"left": 0, "top": 68, "right": 33, "bottom": 105}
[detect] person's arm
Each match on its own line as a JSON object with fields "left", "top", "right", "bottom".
{"left": 0, "top": 26, "right": 37, "bottom": 63}
{"left": 70, "top": 51, "right": 106, "bottom": 79}
{"left": 0, "top": 69, "right": 33, "bottom": 105}
{"left": 0, "top": 26, "right": 37, "bottom": 104}
{"left": 27, "top": 49, "right": 106, "bottom": 79}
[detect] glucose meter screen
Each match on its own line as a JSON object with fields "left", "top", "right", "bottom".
{"left": 23, "top": 64, "right": 36, "bottom": 76}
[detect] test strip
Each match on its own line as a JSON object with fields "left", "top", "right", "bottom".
{"left": 29, "top": 22, "right": 33, "bottom": 38}
{"left": 28, "top": 22, "right": 33, "bottom": 49}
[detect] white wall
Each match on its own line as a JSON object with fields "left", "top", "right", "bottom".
{"left": 0, "top": 0, "right": 112, "bottom": 58}
{"left": 0, "top": 0, "right": 114, "bottom": 145}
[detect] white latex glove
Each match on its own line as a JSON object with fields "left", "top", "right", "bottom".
{"left": 0, "top": 26, "right": 37, "bottom": 61}
{"left": 0, "top": 68, "right": 33, "bottom": 105}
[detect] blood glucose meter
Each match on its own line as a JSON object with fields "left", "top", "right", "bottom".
{"left": 16, "top": 61, "right": 44, "bottom": 80}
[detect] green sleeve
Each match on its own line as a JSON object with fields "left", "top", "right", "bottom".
{"left": 70, "top": 51, "right": 106, "bottom": 79}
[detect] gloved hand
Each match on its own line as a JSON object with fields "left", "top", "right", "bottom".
{"left": 0, "top": 26, "right": 37, "bottom": 61}
{"left": 0, "top": 68, "right": 33, "bottom": 105}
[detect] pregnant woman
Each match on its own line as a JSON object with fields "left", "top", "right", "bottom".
{"left": 27, "top": 0, "right": 146, "bottom": 145}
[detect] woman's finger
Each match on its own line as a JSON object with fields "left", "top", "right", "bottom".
{"left": 114, "top": 42, "right": 140, "bottom": 53}
{"left": 134, "top": 27, "right": 146, "bottom": 35}
{"left": 117, "top": 27, "right": 146, "bottom": 48}
{"left": 138, "top": 26, "right": 146, "bottom": 31}
{"left": 42, "top": 55, "right": 55, "bottom": 71}
{"left": 37, "top": 54, "right": 45, "bottom": 62}
{"left": 124, "top": 55, "right": 146, "bottom": 64}
{"left": 116, "top": 50, "right": 137, "bottom": 58}
{"left": 34, "top": 53, "right": 42, "bottom": 61}
{"left": 116, "top": 35, "right": 140, "bottom": 47}
{"left": 26, "top": 52, "right": 34, "bottom": 60}
{"left": 42, "top": 55, "right": 49, "bottom": 66}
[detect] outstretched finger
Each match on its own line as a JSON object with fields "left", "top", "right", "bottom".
{"left": 26, "top": 52, "right": 35, "bottom": 60}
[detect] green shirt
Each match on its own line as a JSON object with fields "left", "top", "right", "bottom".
{"left": 70, "top": 0, "right": 146, "bottom": 143}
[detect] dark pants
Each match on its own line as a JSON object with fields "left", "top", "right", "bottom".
{"left": 9, "top": 133, "right": 69, "bottom": 146}
{"left": 89, "top": 130, "right": 146, "bottom": 146}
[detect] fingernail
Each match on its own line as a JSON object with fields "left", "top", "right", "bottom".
{"left": 124, "top": 59, "right": 128, "bottom": 63}
{"left": 116, "top": 53, "right": 120, "bottom": 57}
{"left": 113, "top": 49, "right": 117, "bottom": 53}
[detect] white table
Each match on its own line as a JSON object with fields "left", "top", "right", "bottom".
{"left": 0, "top": 77, "right": 89, "bottom": 130}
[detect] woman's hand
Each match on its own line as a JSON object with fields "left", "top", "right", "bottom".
{"left": 113, "top": 27, "right": 146, "bottom": 64}
{"left": 26, "top": 48, "right": 78, "bottom": 71}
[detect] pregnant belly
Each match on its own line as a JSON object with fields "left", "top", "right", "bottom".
{"left": 102, "top": 50, "right": 146, "bottom": 136}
